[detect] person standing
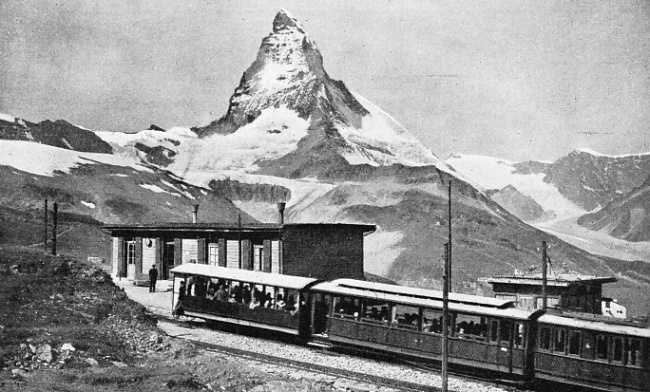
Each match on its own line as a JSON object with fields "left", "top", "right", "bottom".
{"left": 148, "top": 265, "right": 158, "bottom": 293}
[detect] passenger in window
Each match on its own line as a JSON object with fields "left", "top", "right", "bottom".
{"left": 285, "top": 295, "right": 299, "bottom": 315}
{"left": 232, "top": 284, "right": 242, "bottom": 303}
{"left": 249, "top": 296, "right": 261, "bottom": 310}
{"left": 215, "top": 285, "right": 228, "bottom": 302}
{"left": 275, "top": 294, "right": 286, "bottom": 310}
{"left": 368, "top": 308, "right": 380, "bottom": 320}
{"left": 242, "top": 285, "right": 252, "bottom": 304}
{"left": 207, "top": 287, "right": 216, "bottom": 300}
{"left": 379, "top": 307, "right": 389, "bottom": 322}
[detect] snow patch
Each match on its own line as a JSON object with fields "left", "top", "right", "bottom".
{"left": 0, "top": 140, "right": 152, "bottom": 176}
{"left": 94, "top": 127, "right": 196, "bottom": 148}
{"left": 0, "top": 113, "right": 15, "bottom": 123}
{"left": 575, "top": 148, "right": 650, "bottom": 158}
{"left": 80, "top": 200, "right": 96, "bottom": 209}
{"left": 61, "top": 138, "right": 73, "bottom": 149}
{"left": 446, "top": 153, "right": 586, "bottom": 221}
{"left": 170, "top": 106, "right": 309, "bottom": 173}
{"left": 139, "top": 184, "right": 169, "bottom": 193}
{"left": 364, "top": 229, "right": 404, "bottom": 276}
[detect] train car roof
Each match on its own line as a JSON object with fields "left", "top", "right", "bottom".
{"left": 323, "top": 279, "right": 513, "bottom": 309}
{"left": 170, "top": 264, "right": 319, "bottom": 290}
{"left": 312, "top": 281, "right": 532, "bottom": 320}
{"left": 538, "top": 314, "right": 650, "bottom": 338}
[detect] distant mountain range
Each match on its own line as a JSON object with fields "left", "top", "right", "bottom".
{"left": 1, "top": 11, "right": 648, "bottom": 315}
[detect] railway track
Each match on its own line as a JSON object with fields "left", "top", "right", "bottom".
{"left": 160, "top": 315, "right": 523, "bottom": 392}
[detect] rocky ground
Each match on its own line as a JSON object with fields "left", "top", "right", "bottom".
{"left": 0, "top": 246, "right": 360, "bottom": 391}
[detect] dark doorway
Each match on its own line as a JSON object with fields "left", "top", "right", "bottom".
{"left": 163, "top": 242, "right": 175, "bottom": 279}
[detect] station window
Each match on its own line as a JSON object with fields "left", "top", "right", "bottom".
{"left": 554, "top": 328, "right": 566, "bottom": 354}
{"left": 422, "top": 309, "right": 443, "bottom": 334}
{"left": 455, "top": 314, "right": 488, "bottom": 341}
{"left": 626, "top": 338, "right": 641, "bottom": 367}
{"left": 595, "top": 335, "right": 608, "bottom": 360}
{"left": 568, "top": 330, "right": 581, "bottom": 356}
{"left": 539, "top": 326, "right": 551, "bottom": 350}
{"left": 613, "top": 337, "right": 623, "bottom": 363}
{"left": 208, "top": 244, "right": 219, "bottom": 266}
{"left": 126, "top": 241, "right": 136, "bottom": 264}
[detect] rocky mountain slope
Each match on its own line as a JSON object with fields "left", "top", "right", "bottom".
{"left": 1, "top": 11, "right": 648, "bottom": 315}
{"left": 487, "top": 185, "right": 547, "bottom": 222}
{"left": 578, "top": 175, "right": 650, "bottom": 242}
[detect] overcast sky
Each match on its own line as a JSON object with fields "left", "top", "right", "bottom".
{"left": 1, "top": 1, "right": 648, "bottom": 162}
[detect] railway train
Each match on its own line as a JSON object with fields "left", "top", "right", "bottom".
{"left": 170, "top": 264, "right": 649, "bottom": 392}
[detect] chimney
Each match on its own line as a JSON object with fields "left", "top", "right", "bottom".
{"left": 191, "top": 204, "right": 199, "bottom": 223}
{"left": 276, "top": 202, "right": 286, "bottom": 224}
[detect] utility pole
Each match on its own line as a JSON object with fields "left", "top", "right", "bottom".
{"left": 43, "top": 199, "right": 48, "bottom": 252}
{"left": 448, "top": 181, "right": 452, "bottom": 291}
{"left": 238, "top": 214, "right": 242, "bottom": 269}
{"left": 442, "top": 242, "right": 450, "bottom": 392}
{"left": 542, "top": 240, "right": 547, "bottom": 310}
{"left": 52, "top": 202, "right": 58, "bottom": 256}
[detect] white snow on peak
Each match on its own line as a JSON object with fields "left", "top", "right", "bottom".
{"left": 336, "top": 92, "right": 452, "bottom": 171}
{"left": 575, "top": 148, "right": 650, "bottom": 158}
{"left": 0, "top": 113, "right": 16, "bottom": 123}
{"left": 94, "top": 127, "right": 196, "bottom": 148}
{"left": 0, "top": 140, "right": 152, "bottom": 176}
{"left": 445, "top": 153, "right": 586, "bottom": 220}
{"left": 80, "top": 200, "right": 96, "bottom": 209}
{"left": 170, "top": 105, "right": 309, "bottom": 174}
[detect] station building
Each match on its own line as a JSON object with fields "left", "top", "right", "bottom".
{"left": 104, "top": 206, "right": 375, "bottom": 283}
{"left": 484, "top": 274, "right": 617, "bottom": 314}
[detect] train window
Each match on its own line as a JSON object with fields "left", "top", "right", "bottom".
{"left": 554, "top": 328, "right": 566, "bottom": 353}
{"left": 284, "top": 289, "right": 300, "bottom": 314}
{"left": 499, "top": 319, "right": 512, "bottom": 344}
{"left": 455, "top": 314, "right": 487, "bottom": 341}
{"left": 513, "top": 322, "right": 525, "bottom": 348}
{"left": 362, "top": 299, "right": 390, "bottom": 323}
{"left": 626, "top": 338, "right": 641, "bottom": 367}
{"left": 568, "top": 330, "right": 581, "bottom": 355}
{"left": 539, "top": 326, "right": 551, "bottom": 350}
{"left": 393, "top": 304, "right": 420, "bottom": 330}
{"left": 422, "top": 309, "right": 443, "bottom": 334}
{"left": 613, "top": 337, "right": 623, "bottom": 363}
{"left": 490, "top": 320, "right": 499, "bottom": 343}
{"left": 595, "top": 335, "right": 608, "bottom": 360}
{"left": 333, "top": 296, "right": 360, "bottom": 319}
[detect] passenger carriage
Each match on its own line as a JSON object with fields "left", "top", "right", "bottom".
{"left": 535, "top": 313, "right": 650, "bottom": 392}
{"left": 310, "top": 279, "right": 542, "bottom": 380}
{"left": 170, "top": 264, "right": 320, "bottom": 337}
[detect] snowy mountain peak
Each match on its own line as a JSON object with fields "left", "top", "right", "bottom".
{"left": 273, "top": 9, "right": 305, "bottom": 34}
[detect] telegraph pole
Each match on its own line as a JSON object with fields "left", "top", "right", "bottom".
{"left": 52, "top": 202, "right": 58, "bottom": 255}
{"left": 448, "top": 181, "right": 452, "bottom": 291}
{"left": 43, "top": 199, "right": 48, "bottom": 252}
{"left": 238, "top": 214, "right": 242, "bottom": 269}
{"left": 442, "top": 242, "right": 450, "bottom": 392}
{"left": 542, "top": 241, "right": 547, "bottom": 310}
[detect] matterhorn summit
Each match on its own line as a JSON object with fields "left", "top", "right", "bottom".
{"left": 180, "top": 10, "right": 449, "bottom": 177}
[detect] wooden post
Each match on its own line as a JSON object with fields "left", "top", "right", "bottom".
{"left": 52, "top": 202, "right": 58, "bottom": 255}
{"left": 542, "top": 240, "right": 547, "bottom": 310}
{"left": 448, "top": 181, "right": 452, "bottom": 291}
{"left": 442, "top": 242, "right": 450, "bottom": 392}
{"left": 43, "top": 199, "right": 48, "bottom": 252}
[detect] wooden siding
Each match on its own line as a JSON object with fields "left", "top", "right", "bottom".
{"left": 142, "top": 238, "right": 156, "bottom": 275}
{"left": 181, "top": 239, "right": 198, "bottom": 264}
{"left": 226, "top": 240, "right": 240, "bottom": 268}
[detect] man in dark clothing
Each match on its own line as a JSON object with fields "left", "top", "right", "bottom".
{"left": 148, "top": 265, "right": 158, "bottom": 292}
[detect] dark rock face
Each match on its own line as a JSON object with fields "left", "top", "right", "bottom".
{"left": 578, "top": 175, "right": 650, "bottom": 242}
{"left": 544, "top": 150, "right": 650, "bottom": 211}
{"left": 489, "top": 185, "right": 546, "bottom": 222}
{"left": 0, "top": 117, "right": 113, "bottom": 154}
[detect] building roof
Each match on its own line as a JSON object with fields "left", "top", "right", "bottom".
{"left": 170, "top": 264, "right": 319, "bottom": 290}
{"left": 484, "top": 274, "right": 617, "bottom": 287}
{"left": 104, "top": 222, "right": 376, "bottom": 234}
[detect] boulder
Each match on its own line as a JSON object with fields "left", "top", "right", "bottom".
{"left": 36, "top": 344, "right": 53, "bottom": 363}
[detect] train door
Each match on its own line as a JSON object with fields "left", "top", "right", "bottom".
{"left": 311, "top": 292, "right": 330, "bottom": 336}
{"left": 162, "top": 241, "right": 175, "bottom": 279}
{"left": 491, "top": 318, "right": 514, "bottom": 373}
